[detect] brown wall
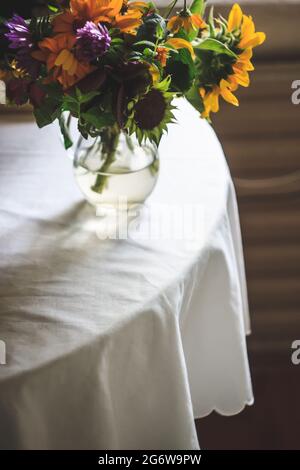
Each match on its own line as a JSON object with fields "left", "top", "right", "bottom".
{"left": 196, "top": 1, "right": 300, "bottom": 449}
{"left": 213, "top": 1, "right": 300, "bottom": 367}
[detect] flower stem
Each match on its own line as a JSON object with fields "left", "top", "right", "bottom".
{"left": 165, "top": 0, "right": 178, "bottom": 19}
{"left": 91, "top": 126, "right": 120, "bottom": 194}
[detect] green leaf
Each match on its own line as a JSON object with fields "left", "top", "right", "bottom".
{"left": 127, "top": 53, "right": 143, "bottom": 61}
{"left": 190, "top": 0, "right": 205, "bottom": 15}
{"left": 133, "top": 40, "right": 156, "bottom": 49}
{"left": 61, "top": 89, "right": 99, "bottom": 116}
{"left": 187, "top": 28, "right": 199, "bottom": 43}
{"left": 111, "top": 38, "right": 124, "bottom": 44}
{"left": 185, "top": 84, "right": 204, "bottom": 115}
{"left": 156, "top": 23, "right": 165, "bottom": 40}
{"left": 40, "top": 82, "right": 63, "bottom": 103}
{"left": 185, "top": 0, "right": 206, "bottom": 41}
{"left": 143, "top": 48, "right": 156, "bottom": 58}
{"left": 166, "top": 48, "right": 195, "bottom": 93}
{"left": 195, "top": 38, "right": 237, "bottom": 58}
{"left": 81, "top": 107, "right": 115, "bottom": 129}
{"left": 208, "top": 6, "right": 215, "bottom": 37}
{"left": 156, "top": 76, "right": 172, "bottom": 92}
{"left": 78, "top": 90, "right": 100, "bottom": 104}
{"left": 33, "top": 98, "right": 60, "bottom": 128}
{"left": 48, "top": 4, "right": 59, "bottom": 12}
{"left": 33, "top": 107, "right": 59, "bottom": 128}
{"left": 59, "top": 115, "right": 73, "bottom": 150}
{"left": 33, "top": 82, "right": 63, "bottom": 128}
{"left": 62, "top": 95, "right": 79, "bottom": 115}
{"left": 34, "top": 108, "right": 51, "bottom": 128}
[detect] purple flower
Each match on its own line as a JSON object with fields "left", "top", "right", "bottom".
{"left": 5, "top": 14, "right": 40, "bottom": 78}
{"left": 76, "top": 21, "right": 111, "bottom": 62}
{"left": 5, "top": 14, "right": 33, "bottom": 50}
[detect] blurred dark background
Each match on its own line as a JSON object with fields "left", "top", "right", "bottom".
{"left": 196, "top": 0, "right": 300, "bottom": 450}
{"left": 1, "top": 2, "right": 43, "bottom": 18}
{"left": 0, "top": 1, "right": 67, "bottom": 18}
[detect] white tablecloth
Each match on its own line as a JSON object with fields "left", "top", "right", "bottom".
{"left": 0, "top": 99, "right": 253, "bottom": 450}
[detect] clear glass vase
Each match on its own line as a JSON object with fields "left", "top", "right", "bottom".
{"left": 66, "top": 121, "right": 159, "bottom": 211}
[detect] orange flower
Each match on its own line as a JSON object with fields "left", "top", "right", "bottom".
{"left": 53, "top": 11, "right": 84, "bottom": 41}
{"left": 71, "top": 0, "right": 122, "bottom": 22}
{"left": 53, "top": 0, "right": 123, "bottom": 39}
{"left": 168, "top": 11, "right": 206, "bottom": 34}
{"left": 53, "top": 0, "right": 143, "bottom": 38}
{"left": 156, "top": 47, "right": 169, "bottom": 67}
{"left": 121, "top": 0, "right": 149, "bottom": 15}
{"left": 32, "top": 35, "right": 92, "bottom": 89}
{"left": 112, "top": 0, "right": 149, "bottom": 33}
{"left": 165, "top": 37, "right": 195, "bottom": 59}
{"left": 113, "top": 10, "right": 143, "bottom": 33}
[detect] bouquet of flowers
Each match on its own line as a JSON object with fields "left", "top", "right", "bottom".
{"left": 0, "top": 1, "right": 265, "bottom": 201}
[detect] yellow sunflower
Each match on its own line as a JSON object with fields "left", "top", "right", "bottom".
{"left": 199, "top": 80, "right": 239, "bottom": 119}
{"left": 200, "top": 3, "right": 265, "bottom": 119}
{"left": 228, "top": 3, "right": 266, "bottom": 49}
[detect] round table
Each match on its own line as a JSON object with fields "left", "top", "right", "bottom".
{"left": 0, "top": 99, "right": 253, "bottom": 450}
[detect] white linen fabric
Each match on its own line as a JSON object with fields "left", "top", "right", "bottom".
{"left": 0, "top": 99, "right": 253, "bottom": 450}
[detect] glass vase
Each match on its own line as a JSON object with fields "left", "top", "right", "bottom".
{"left": 66, "top": 121, "right": 159, "bottom": 212}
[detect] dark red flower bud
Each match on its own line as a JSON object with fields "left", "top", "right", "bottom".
{"left": 29, "top": 82, "right": 46, "bottom": 108}
{"left": 6, "top": 78, "right": 30, "bottom": 106}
